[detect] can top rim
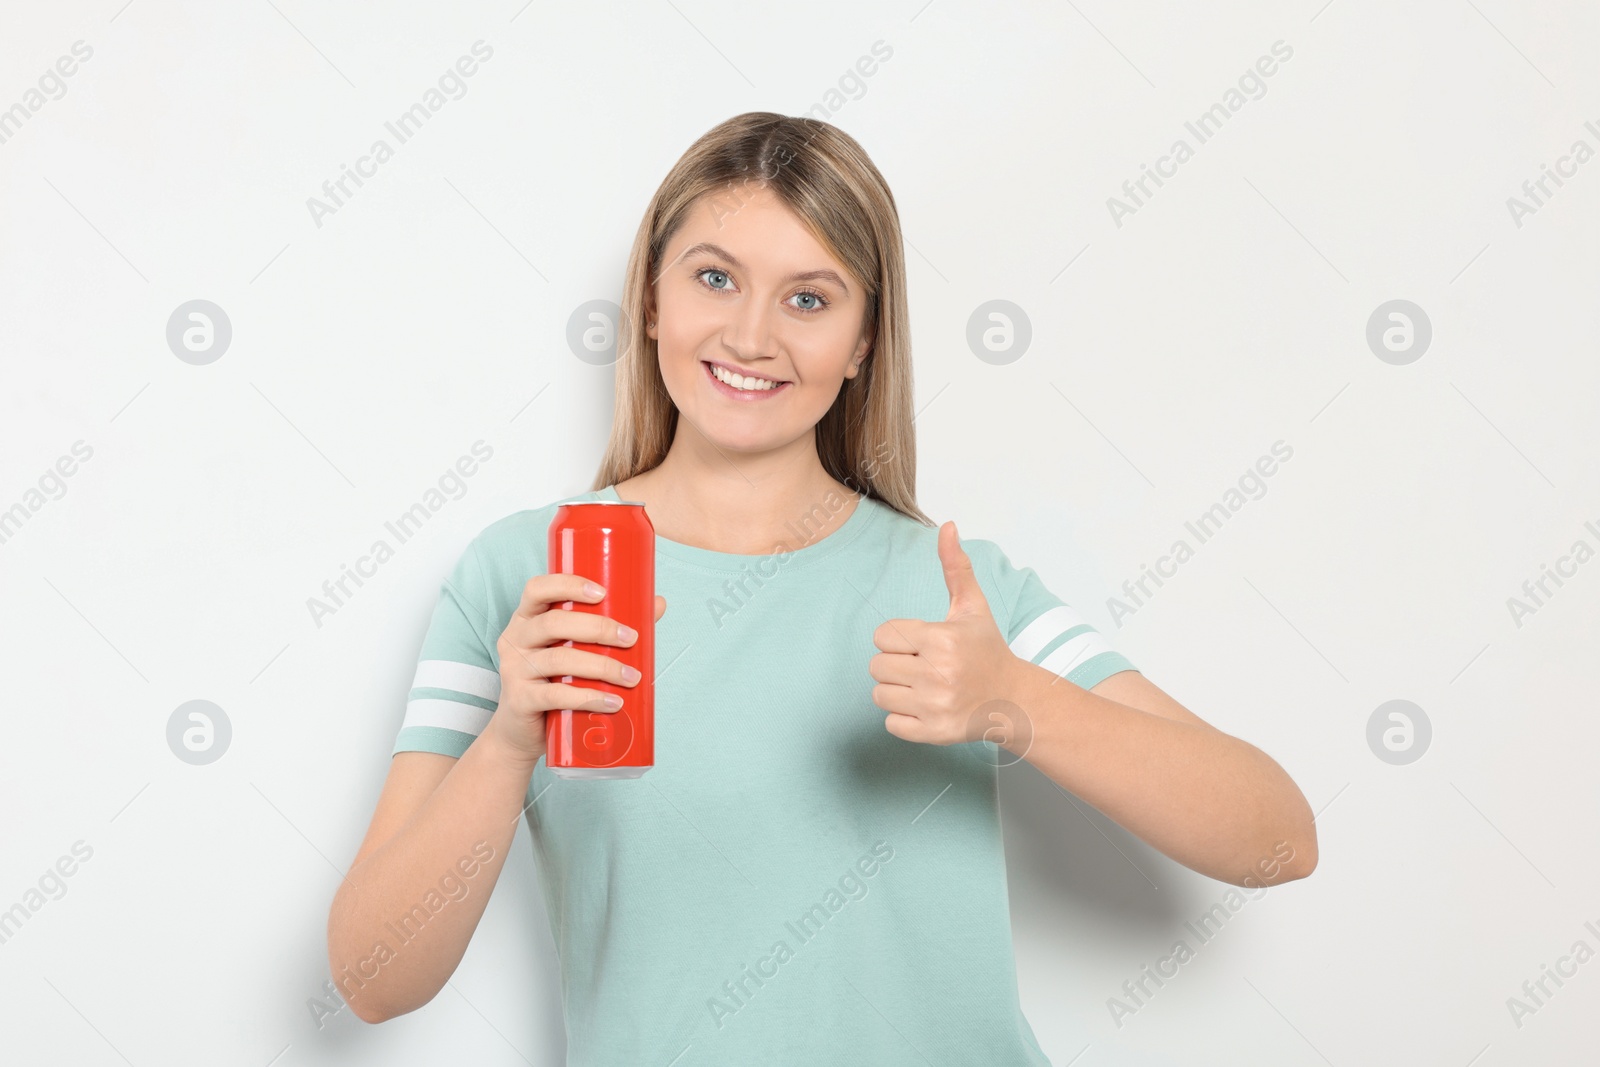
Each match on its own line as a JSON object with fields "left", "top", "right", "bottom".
{"left": 562, "top": 499, "right": 645, "bottom": 507}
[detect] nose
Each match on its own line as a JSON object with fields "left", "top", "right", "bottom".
{"left": 720, "top": 291, "right": 783, "bottom": 366}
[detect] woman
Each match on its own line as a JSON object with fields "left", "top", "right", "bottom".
{"left": 327, "top": 111, "right": 1317, "bottom": 1064}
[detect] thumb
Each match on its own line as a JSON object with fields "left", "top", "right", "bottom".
{"left": 939, "top": 521, "right": 989, "bottom": 621}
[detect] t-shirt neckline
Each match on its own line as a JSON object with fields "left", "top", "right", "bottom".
{"left": 596, "top": 484, "right": 880, "bottom": 572}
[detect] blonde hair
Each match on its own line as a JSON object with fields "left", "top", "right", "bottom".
{"left": 591, "top": 111, "right": 931, "bottom": 526}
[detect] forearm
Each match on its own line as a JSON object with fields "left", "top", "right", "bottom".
{"left": 327, "top": 728, "right": 538, "bottom": 1022}
{"left": 1002, "top": 659, "right": 1316, "bottom": 886}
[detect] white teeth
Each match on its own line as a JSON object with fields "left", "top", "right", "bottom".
{"left": 710, "top": 363, "right": 781, "bottom": 391}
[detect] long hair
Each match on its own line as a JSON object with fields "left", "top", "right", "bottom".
{"left": 591, "top": 111, "right": 930, "bottom": 526}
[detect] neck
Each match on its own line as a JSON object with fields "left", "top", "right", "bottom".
{"left": 617, "top": 432, "right": 860, "bottom": 556}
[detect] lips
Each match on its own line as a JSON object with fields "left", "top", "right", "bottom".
{"left": 701, "top": 360, "right": 792, "bottom": 400}
{"left": 702, "top": 359, "right": 788, "bottom": 386}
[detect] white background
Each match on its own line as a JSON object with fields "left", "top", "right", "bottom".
{"left": 1, "top": 1, "right": 1596, "bottom": 1064}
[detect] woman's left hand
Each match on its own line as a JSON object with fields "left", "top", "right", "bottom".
{"left": 868, "top": 521, "right": 1024, "bottom": 745}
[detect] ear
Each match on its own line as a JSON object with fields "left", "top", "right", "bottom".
{"left": 844, "top": 335, "right": 872, "bottom": 379}
{"left": 643, "top": 292, "right": 657, "bottom": 340}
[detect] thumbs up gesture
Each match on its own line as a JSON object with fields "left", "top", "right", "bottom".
{"left": 868, "top": 521, "right": 1022, "bottom": 745}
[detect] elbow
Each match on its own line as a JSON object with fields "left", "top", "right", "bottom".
{"left": 328, "top": 969, "right": 397, "bottom": 1025}
{"left": 325, "top": 942, "right": 434, "bottom": 1024}
{"left": 327, "top": 936, "right": 396, "bottom": 1025}
{"left": 1256, "top": 784, "right": 1320, "bottom": 885}
{"left": 347, "top": 997, "right": 391, "bottom": 1026}
{"left": 1271, "top": 818, "right": 1319, "bottom": 883}
{"left": 1287, "top": 797, "right": 1320, "bottom": 880}
{"left": 1231, "top": 824, "right": 1317, "bottom": 888}
{"left": 1279, "top": 836, "right": 1317, "bottom": 882}
{"left": 1297, "top": 828, "right": 1319, "bottom": 879}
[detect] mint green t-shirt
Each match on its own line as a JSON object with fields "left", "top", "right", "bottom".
{"left": 393, "top": 485, "right": 1137, "bottom": 1065}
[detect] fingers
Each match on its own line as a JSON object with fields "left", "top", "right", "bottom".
{"left": 513, "top": 572, "right": 605, "bottom": 621}
{"left": 882, "top": 711, "right": 926, "bottom": 743}
{"left": 938, "top": 523, "right": 992, "bottom": 621}
{"left": 496, "top": 616, "right": 624, "bottom": 693}
{"left": 499, "top": 577, "right": 658, "bottom": 711}
{"left": 512, "top": 575, "right": 664, "bottom": 627}
{"left": 534, "top": 646, "right": 643, "bottom": 691}
{"left": 503, "top": 601, "right": 637, "bottom": 654}
{"left": 493, "top": 645, "right": 637, "bottom": 716}
{"left": 537, "top": 680, "right": 627, "bottom": 713}
{"left": 867, "top": 650, "right": 922, "bottom": 687}
{"left": 496, "top": 624, "right": 641, "bottom": 684}
{"left": 872, "top": 617, "right": 933, "bottom": 655}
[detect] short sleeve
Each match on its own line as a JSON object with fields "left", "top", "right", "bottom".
{"left": 973, "top": 538, "right": 1138, "bottom": 692}
{"left": 392, "top": 539, "right": 503, "bottom": 759}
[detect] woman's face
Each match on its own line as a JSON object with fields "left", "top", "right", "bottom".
{"left": 645, "top": 184, "right": 872, "bottom": 457}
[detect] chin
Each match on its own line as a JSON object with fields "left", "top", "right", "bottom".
{"left": 701, "top": 424, "right": 791, "bottom": 454}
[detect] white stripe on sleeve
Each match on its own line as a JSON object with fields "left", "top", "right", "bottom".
{"left": 411, "top": 659, "right": 502, "bottom": 701}
{"left": 1037, "top": 629, "right": 1117, "bottom": 681}
{"left": 1008, "top": 605, "right": 1088, "bottom": 662}
{"left": 400, "top": 698, "right": 495, "bottom": 736}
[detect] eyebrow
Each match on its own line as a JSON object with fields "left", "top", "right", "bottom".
{"left": 677, "top": 241, "right": 851, "bottom": 296}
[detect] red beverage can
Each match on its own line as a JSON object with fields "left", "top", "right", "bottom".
{"left": 545, "top": 498, "right": 654, "bottom": 779}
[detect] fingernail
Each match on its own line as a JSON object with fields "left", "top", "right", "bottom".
{"left": 621, "top": 665, "right": 641, "bottom": 684}
{"left": 604, "top": 693, "right": 624, "bottom": 710}
{"left": 617, "top": 624, "right": 637, "bottom": 643}
{"left": 585, "top": 581, "right": 605, "bottom": 598}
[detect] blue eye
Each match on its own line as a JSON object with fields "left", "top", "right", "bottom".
{"left": 693, "top": 266, "right": 830, "bottom": 315}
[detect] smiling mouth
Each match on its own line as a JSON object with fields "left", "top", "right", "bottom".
{"left": 702, "top": 360, "right": 792, "bottom": 397}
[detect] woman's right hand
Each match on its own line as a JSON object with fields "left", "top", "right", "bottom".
{"left": 482, "top": 573, "right": 667, "bottom": 767}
